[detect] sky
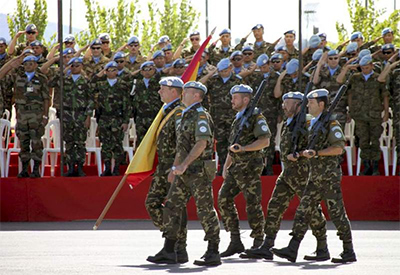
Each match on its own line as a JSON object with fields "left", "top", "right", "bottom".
{"left": 1, "top": 0, "right": 399, "bottom": 45}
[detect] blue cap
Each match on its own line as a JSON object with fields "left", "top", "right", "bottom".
{"left": 99, "top": 33, "right": 110, "bottom": 41}
{"left": 307, "top": 88, "right": 329, "bottom": 99}
{"left": 30, "top": 40, "right": 43, "bottom": 47}
{"left": 23, "top": 55, "right": 37, "bottom": 63}
{"left": 217, "top": 58, "right": 231, "bottom": 71}
{"left": 113, "top": 51, "right": 126, "bottom": 60}
{"left": 105, "top": 61, "right": 118, "bottom": 69}
{"left": 381, "top": 27, "right": 393, "bottom": 36}
{"left": 90, "top": 39, "right": 102, "bottom": 47}
{"left": 68, "top": 57, "right": 83, "bottom": 65}
{"left": 172, "top": 58, "right": 186, "bottom": 67}
{"left": 153, "top": 50, "right": 165, "bottom": 59}
{"left": 256, "top": 54, "right": 269, "bottom": 66}
{"left": 358, "top": 49, "right": 371, "bottom": 60}
{"left": 242, "top": 45, "right": 254, "bottom": 52}
{"left": 276, "top": 45, "right": 288, "bottom": 52}
{"left": 159, "top": 76, "right": 184, "bottom": 88}
{"left": 382, "top": 43, "right": 395, "bottom": 51}
{"left": 359, "top": 55, "right": 373, "bottom": 66}
{"left": 128, "top": 36, "right": 140, "bottom": 45}
{"left": 328, "top": 49, "right": 339, "bottom": 56}
{"left": 219, "top": 28, "right": 231, "bottom": 36}
{"left": 350, "top": 31, "right": 363, "bottom": 41}
{"left": 63, "top": 35, "right": 75, "bottom": 43}
{"left": 286, "top": 59, "right": 299, "bottom": 75}
{"left": 25, "top": 24, "right": 37, "bottom": 32}
{"left": 312, "top": 49, "right": 323, "bottom": 61}
{"left": 282, "top": 91, "right": 304, "bottom": 101}
{"left": 63, "top": 48, "right": 75, "bottom": 56}
{"left": 183, "top": 81, "right": 207, "bottom": 94}
{"left": 346, "top": 42, "right": 358, "bottom": 53}
{"left": 271, "top": 53, "right": 283, "bottom": 60}
{"left": 0, "top": 37, "right": 7, "bottom": 45}
{"left": 230, "top": 84, "right": 253, "bottom": 95}
{"left": 22, "top": 49, "right": 35, "bottom": 55}
{"left": 190, "top": 31, "right": 200, "bottom": 37}
{"left": 318, "top": 33, "right": 327, "bottom": 40}
{"left": 309, "top": 35, "right": 321, "bottom": 48}
{"left": 252, "top": 24, "right": 264, "bottom": 30}
{"left": 140, "top": 61, "right": 155, "bottom": 69}
{"left": 284, "top": 30, "right": 296, "bottom": 36}
{"left": 162, "top": 44, "right": 173, "bottom": 51}
{"left": 230, "top": 50, "right": 243, "bottom": 59}
{"left": 158, "top": 35, "right": 170, "bottom": 44}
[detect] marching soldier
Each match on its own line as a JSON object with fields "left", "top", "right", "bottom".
{"left": 208, "top": 29, "right": 235, "bottom": 65}
{"left": 83, "top": 39, "right": 109, "bottom": 79}
{"left": 218, "top": 84, "right": 271, "bottom": 257}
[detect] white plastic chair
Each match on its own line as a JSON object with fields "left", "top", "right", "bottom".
{"left": 5, "top": 131, "right": 34, "bottom": 177}
{"left": 123, "top": 118, "right": 137, "bottom": 162}
{"left": 85, "top": 117, "right": 102, "bottom": 176}
{"left": 2, "top": 109, "right": 10, "bottom": 120}
{"left": 0, "top": 119, "right": 11, "bottom": 177}
{"left": 344, "top": 119, "right": 355, "bottom": 176}
{"left": 392, "top": 144, "right": 397, "bottom": 176}
{"left": 41, "top": 119, "right": 63, "bottom": 177}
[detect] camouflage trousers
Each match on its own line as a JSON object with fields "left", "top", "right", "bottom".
{"left": 394, "top": 110, "right": 400, "bottom": 155}
{"left": 98, "top": 119, "right": 124, "bottom": 163}
{"left": 265, "top": 160, "right": 327, "bottom": 240}
{"left": 63, "top": 112, "right": 87, "bottom": 164}
{"left": 163, "top": 164, "right": 220, "bottom": 243}
{"left": 355, "top": 119, "right": 383, "bottom": 161}
{"left": 218, "top": 157, "right": 265, "bottom": 239}
{"left": 292, "top": 167, "right": 352, "bottom": 242}
{"left": 16, "top": 111, "right": 45, "bottom": 162}
{"left": 214, "top": 114, "right": 234, "bottom": 169}
{"left": 145, "top": 161, "right": 188, "bottom": 248}
{"left": 264, "top": 117, "right": 278, "bottom": 163}
{"left": 135, "top": 116, "right": 153, "bottom": 146}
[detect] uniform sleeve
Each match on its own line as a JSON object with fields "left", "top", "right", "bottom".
{"left": 40, "top": 76, "right": 50, "bottom": 100}
{"left": 253, "top": 114, "right": 271, "bottom": 139}
{"left": 379, "top": 80, "right": 390, "bottom": 99}
{"left": 327, "top": 122, "right": 345, "bottom": 149}
{"left": 195, "top": 112, "right": 212, "bottom": 141}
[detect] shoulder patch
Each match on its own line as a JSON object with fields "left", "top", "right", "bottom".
{"left": 196, "top": 107, "right": 205, "bottom": 113}
{"left": 331, "top": 125, "right": 341, "bottom": 132}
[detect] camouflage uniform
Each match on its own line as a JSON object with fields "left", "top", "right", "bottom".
{"left": 83, "top": 55, "right": 109, "bottom": 79}
{"left": 348, "top": 72, "right": 389, "bottom": 161}
{"left": 0, "top": 73, "right": 15, "bottom": 116}
{"left": 280, "top": 74, "right": 307, "bottom": 96}
{"left": 389, "top": 66, "right": 400, "bottom": 164}
{"left": 287, "top": 47, "right": 299, "bottom": 60}
{"left": 208, "top": 44, "right": 235, "bottom": 66}
{"left": 218, "top": 109, "right": 271, "bottom": 239}
{"left": 0, "top": 53, "right": 11, "bottom": 69}
{"left": 182, "top": 47, "right": 197, "bottom": 59}
{"left": 14, "top": 70, "right": 49, "bottom": 162}
{"left": 196, "top": 62, "right": 216, "bottom": 81}
{"left": 163, "top": 102, "right": 220, "bottom": 244}
{"left": 235, "top": 39, "right": 274, "bottom": 60}
{"left": 14, "top": 42, "right": 48, "bottom": 57}
{"left": 125, "top": 54, "right": 146, "bottom": 72}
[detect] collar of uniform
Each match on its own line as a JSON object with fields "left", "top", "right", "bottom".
{"left": 118, "top": 68, "right": 124, "bottom": 75}
{"left": 310, "top": 113, "right": 322, "bottom": 129}
{"left": 35, "top": 54, "right": 42, "bottom": 62}
{"left": 328, "top": 65, "right": 339, "bottom": 76}
{"left": 233, "top": 67, "right": 242, "bottom": 74}
{"left": 255, "top": 41, "right": 263, "bottom": 47}
{"left": 292, "top": 77, "right": 298, "bottom": 83}
{"left": 222, "top": 46, "right": 230, "bottom": 53}
{"left": 235, "top": 108, "right": 246, "bottom": 120}
{"left": 263, "top": 72, "right": 270, "bottom": 78}
{"left": 0, "top": 53, "right": 6, "bottom": 60}
{"left": 163, "top": 97, "right": 180, "bottom": 113}
{"left": 92, "top": 56, "right": 100, "bottom": 64}
{"left": 182, "top": 102, "right": 200, "bottom": 117}
{"left": 129, "top": 55, "right": 137, "bottom": 64}
{"left": 25, "top": 71, "right": 35, "bottom": 81}
{"left": 362, "top": 71, "right": 374, "bottom": 81}
{"left": 286, "top": 116, "right": 294, "bottom": 126}
{"left": 221, "top": 73, "right": 232, "bottom": 83}
{"left": 71, "top": 74, "right": 81, "bottom": 82}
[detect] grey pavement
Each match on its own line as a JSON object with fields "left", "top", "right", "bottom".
{"left": 0, "top": 220, "right": 399, "bottom": 275}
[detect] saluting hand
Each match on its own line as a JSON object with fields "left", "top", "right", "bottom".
{"left": 121, "top": 123, "right": 128, "bottom": 132}
{"left": 287, "top": 154, "right": 298, "bottom": 162}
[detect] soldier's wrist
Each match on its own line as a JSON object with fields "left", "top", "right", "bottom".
{"left": 314, "top": 150, "right": 319, "bottom": 157}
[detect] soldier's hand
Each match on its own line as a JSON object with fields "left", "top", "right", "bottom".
{"left": 303, "top": 149, "right": 316, "bottom": 159}
{"left": 167, "top": 170, "right": 175, "bottom": 183}
{"left": 121, "top": 123, "right": 128, "bottom": 132}
{"left": 287, "top": 154, "right": 298, "bottom": 162}
{"left": 173, "top": 164, "right": 187, "bottom": 175}
{"left": 346, "top": 64, "right": 359, "bottom": 71}
{"left": 229, "top": 144, "right": 243, "bottom": 153}
{"left": 16, "top": 30, "right": 26, "bottom": 38}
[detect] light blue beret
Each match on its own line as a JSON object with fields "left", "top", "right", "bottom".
{"left": 99, "top": 33, "right": 110, "bottom": 41}
{"left": 271, "top": 53, "right": 283, "bottom": 60}
{"left": 113, "top": 51, "right": 126, "bottom": 60}
{"left": 276, "top": 45, "right": 288, "bottom": 52}
{"left": 159, "top": 77, "right": 184, "bottom": 88}
{"left": 328, "top": 49, "right": 339, "bottom": 56}
{"left": 282, "top": 91, "right": 304, "bottom": 101}
{"left": 172, "top": 58, "right": 186, "bottom": 67}
{"left": 105, "top": 61, "right": 118, "bottom": 69}
{"left": 153, "top": 50, "right": 165, "bottom": 59}
{"left": 127, "top": 36, "right": 140, "bottom": 45}
{"left": 158, "top": 35, "right": 170, "bottom": 44}
{"left": 307, "top": 88, "right": 329, "bottom": 99}
{"left": 230, "top": 50, "right": 243, "bottom": 59}
{"left": 68, "top": 57, "right": 83, "bottom": 65}
{"left": 63, "top": 48, "right": 75, "bottom": 56}
{"left": 382, "top": 27, "right": 393, "bottom": 36}
{"left": 346, "top": 42, "right": 358, "bottom": 53}
{"left": 183, "top": 81, "right": 208, "bottom": 94}
{"left": 318, "top": 33, "right": 327, "bottom": 40}
{"left": 252, "top": 24, "right": 264, "bottom": 30}
{"left": 256, "top": 54, "right": 269, "bottom": 66}
{"left": 190, "top": 31, "right": 200, "bottom": 37}
{"left": 217, "top": 58, "right": 231, "bottom": 71}
{"left": 22, "top": 49, "right": 35, "bottom": 55}
{"left": 358, "top": 49, "right": 371, "bottom": 60}
{"left": 30, "top": 40, "right": 43, "bottom": 47}
{"left": 90, "top": 39, "right": 102, "bottom": 47}
{"left": 359, "top": 55, "right": 373, "bottom": 66}
{"left": 242, "top": 45, "right": 254, "bottom": 52}
{"left": 23, "top": 55, "right": 37, "bottom": 63}
{"left": 0, "top": 37, "right": 6, "bottom": 45}
{"left": 63, "top": 35, "right": 75, "bottom": 43}
{"left": 350, "top": 31, "right": 363, "bottom": 41}
{"left": 309, "top": 35, "right": 321, "bottom": 48}
{"left": 381, "top": 44, "right": 395, "bottom": 51}
{"left": 284, "top": 30, "right": 296, "bottom": 36}
{"left": 312, "top": 49, "right": 323, "bottom": 61}
{"left": 162, "top": 44, "right": 173, "bottom": 51}
{"left": 140, "top": 61, "right": 155, "bottom": 69}
{"left": 286, "top": 59, "right": 299, "bottom": 75}
{"left": 219, "top": 28, "right": 231, "bottom": 36}
{"left": 230, "top": 84, "right": 253, "bottom": 95}
{"left": 25, "top": 24, "right": 37, "bottom": 32}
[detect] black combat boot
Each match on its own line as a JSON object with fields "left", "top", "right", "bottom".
{"left": 271, "top": 236, "right": 301, "bottom": 263}
{"left": 17, "top": 160, "right": 30, "bottom": 178}
{"left": 101, "top": 160, "right": 112, "bottom": 177}
{"left": 304, "top": 238, "right": 330, "bottom": 261}
{"left": 193, "top": 241, "right": 221, "bottom": 266}
{"left": 76, "top": 162, "right": 86, "bottom": 177}
{"left": 30, "top": 161, "right": 41, "bottom": 178}
{"left": 240, "top": 237, "right": 274, "bottom": 260}
{"left": 66, "top": 163, "right": 75, "bottom": 177}
{"left": 360, "top": 159, "right": 372, "bottom": 175}
{"left": 332, "top": 241, "right": 357, "bottom": 263}
{"left": 112, "top": 162, "right": 120, "bottom": 176}
{"left": 220, "top": 233, "right": 245, "bottom": 257}
{"left": 371, "top": 160, "right": 380, "bottom": 176}
{"left": 175, "top": 240, "right": 188, "bottom": 264}
{"left": 147, "top": 238, "right": 177, "bottom": 264}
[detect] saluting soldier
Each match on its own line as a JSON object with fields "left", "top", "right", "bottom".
{"left": 83, "top": 39, "right": 109, "bottom": 79}
{"left": 0, "top": 38, "right": 11, "bottom": 69}
{"left": 182, "top": 31, "right": 201, "bottom": 59}
{"left": 274, "top": 59, "right": 307, "bottom": 99}
{"left": 112, "top": 51, "right": 132, "bottom": 82}
{"left": 208, "top": 29, "right": 235, "bottom": 66}
{"left": 99, "top": 33, "right": 113, "bottom": 59}
{"left": 8, "top": 24, "right": 48, "bottom": 57}
{"left": 119, "top": 36, "right": 146, "bottom": 72}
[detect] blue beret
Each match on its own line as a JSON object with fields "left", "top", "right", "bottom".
{"left": 346, "top": 42, "right": 358, "bottom": 53}
{"left": 162, "top": 44, "right": 173, "bottom": 51}
{"left": 219, "top": 28, "right": 231, "bottom": 36}
{"left": 159, "top": 76, "right": 184, "bottom": 88}
{"left": 256, "top": 54, "right": 269, "bottom": 67}
{"left": 286, "top": 59, "right": 299, "bottom": 75}
{"left": 328, "top": 49, "right": 339, "bottom": 56}
{"left": 23, "top": 55, "right": 37, "bottom": 63}
{"left": 276, "top": 45, "right": 288, "bottom": 52}
{"left": 358, "top": 49, "right": 371, "bottom": 60}
{"left": 359, "top": 55, "right": 373, "bottom": 66}
{"left": 284, "top": 30, "right": 296, "bottom": 36}
{"left": 230, "top": 84, "right": 253, "bottom": 95}
{"left": 242, "top": 45, "right": 254, "bottom": 52}
{"left": 30, "top": 40, "right": 43, "bottom": 47}
{"left": 252, "top": 24, "right": 264, "bottom": 30}
{"left": 350, "top": 31, "right": 363, "bottom": 41}
{"left": 99, "top": 33, "right": 110, "bottom": 41}
{"left": 22, "top": 49, "right": 35, "bottom": 55}
{"left": 158, "top": 35, "right": 170, "bottom": 44}
{"left": 105, "top": 61, "right": 118, "bottom": 69}
{"left": 113, "top": 51, "right": 126, "bottom": 60}
{"left": 25, "top": 24, "right": 37, "bottom": 32}
{"left": 282, "top": 91, "right": 304, "bottom": 101}
{"left": 318, "top": 33, "right": 327, "bottom": 40}
{"left": 309, "top": 35, "right": 321, "bottom": 48}
{"left": 217, "top": 58, "right": 231, "bottom": 71}
{"left": 381, "top": 43, "right": 395, "bottom": 51}
{"left": 190, "top": 31, "right": 200, "bottom": 37}
{"left": 381, "top": 27, "right": 393, "bottom": 36}
{"left": 140, "top": 61, "right": 155, "bottom": 69}
{"left": 62, "top": 48, "right": 75, "bottom": 56}
{"left": 312, "top": 49, "right": 323, "bottom": 61}
{"left": 63, "top": 35, "right": 75, "bottom": 43}
{"left": 183, "top": 81, "right": 207, "bottom": 94}
{"left": 153, "top": 50, "right": 165, "bottom": 59}
{"left": 0, "top": 37, "right": 7, "bottom": 45}
{"left": 271, "top": 53, "right": 283, "bottom": 60}
{"left": 230, "top": 50, "right": 243, "bottom": 59}
{"left": 90, "top": 39, "right": 102, "bottom": 47}
{"left": 127, "top": 36, "right": 140, "bottom": 45}
{"left": 172, "top": 58, "right": 186, "bottom": 67}
{"left": 68, "top": 57, "right": 83, "bottom": 65}
{"left": 307, "top": 88, "right": 329, "bottom": 99}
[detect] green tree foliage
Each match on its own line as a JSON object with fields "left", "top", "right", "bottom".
{"left": 336, "top": 0, "right": 400, "bottom": 47}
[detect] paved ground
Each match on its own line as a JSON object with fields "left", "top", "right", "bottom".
{"left": 0, "top": 220, "right": 399, "bottom": 275}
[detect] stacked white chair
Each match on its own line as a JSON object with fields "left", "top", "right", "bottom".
{"left": 41, "top": 119, "right": 63, "bottom": 177}
{"left": 344, "top": 119, "right": 355, "bottom": 176}
{"left": 0, "top": 119, "right": 11, "bottom": 177}
{"left": 123, "top": 118, "right": 137, "bottom": 163}
{"left": 85, "top": 117, "right": 102, "bottom": 176}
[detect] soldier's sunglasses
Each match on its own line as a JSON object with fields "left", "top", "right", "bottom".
{"left": 271, "top": 60, "right": 281, "bottom": 63}
{"left": 92, "top": 47, "right": 101, "bottom": 50}
{"left": 26, "top": 31, "right": 36, "bottom": 35}
{"left": 347, "top": 53, "right": 356, "bottom": 57}
{"left": 116, "top": 60, "right": 125, "bottom": 63}
{"left": 328, "top": 57, "right": 339, "bottom": 60}
{"left": 102, "top": 41, "right": 110, "bottom": 44}
{"left": 142, "top": 67, "right": 153, "bottom": 71}
{"left": 128, "top": 44, "right": 139, "bottom": 47}
{"left": 23, "top": 61, "right": 35, "bottom": 66}
{"left": 243, "top": 52, "right": 253, "bottom": 56}
{"left": 106, "top": 69, "right": 117, "bottom": 72}
{"left": 232, "top": 57, "right": 243, "bottom": 61}
{"left": 190, "top": 38, "right": 200, "bottom": 41}
{"left": 65, "top": 42, "right": 73, "bottom": 45}
{"left": 382, "top": 51, "right": 393, "bottom": 55}
{"left": 71, "top": 64, "right": 81, "bottom": 68}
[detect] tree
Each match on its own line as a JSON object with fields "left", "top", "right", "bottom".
{"left": 335, "top": 0, "right": 400, "bottom": 47}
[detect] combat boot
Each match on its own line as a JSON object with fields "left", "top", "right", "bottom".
{"left": 17, "top": 160, "right": 30, "bottom": 178}
{"left": 271, "top": 236, "right": 301, "bottom": 263}
{"left": 332, "top": 241, "right": 357, "bottom": 263}
{"left": 30, "top": 161, "right": 41, "bottom": 178}
{"left": 240, "top": 238, "right": 274, "bottom": 260}
{"left": 101, "top": 160, "right": 112, "bottom": 177}
{"left": 147, "top": 238, "right": 177, "bottom": 264}
{"left": 193, "top": 241, "right": 221, "bottom": 266}
{"left": 76, "top": 162, "right": 86, "bottom": 177}
{"left": 371, "top": 160, "right": 380, "bottom": 176}
{"left": 360, "top": 160, "right": 372, "bottom": 175}
{"left": 304, "top": 238, "right": 330, "bottom": 261}
{"left": 175, "top": 241, "right": 188, "bottom": 264}
{"left": 112, "top": 162, "right": 120, "bottom": 176}
{"left": 66, "top": 163, "right": 75, "bottom": 177}
{"left": 220, "top": 233, "right": 245, "bottom": 257}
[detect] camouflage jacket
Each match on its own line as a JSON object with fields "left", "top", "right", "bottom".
{"left": 235, "top": 39, "right": 274, "bottom": 60}
{"left": 182, "top": 46, "right": 197, "bottom": 59}
{"left": 280, "top": 74, "right": 308, "bottom": 95}
{"left": 287, "top": 47, "right": 299, "bottom": 60}
{"left": 14, "top": 71, "right": 49, "bottom": 113}
{"left": 196, "top": 62, "right": 216, "bottom": 81}
{"left": 0, "top": 53, "right": 11, "bottom": 69}
{"left": 389, "top": 65, "right": 400, "bottom": 111}
{"left": 62, "top": 74, "right": 93, "bottom": 117}
{"left": 208, "top": 44, "right": 235, "bottom": 65}
{"left": 125, "top": 54, "right": 147, "bottom": 72}
{"left": 83, "top": 55, "right": 109, "bottom": 79}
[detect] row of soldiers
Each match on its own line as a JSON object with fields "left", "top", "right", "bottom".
{"left": 0, "top": 23, "right": 399, "bottom": 178}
